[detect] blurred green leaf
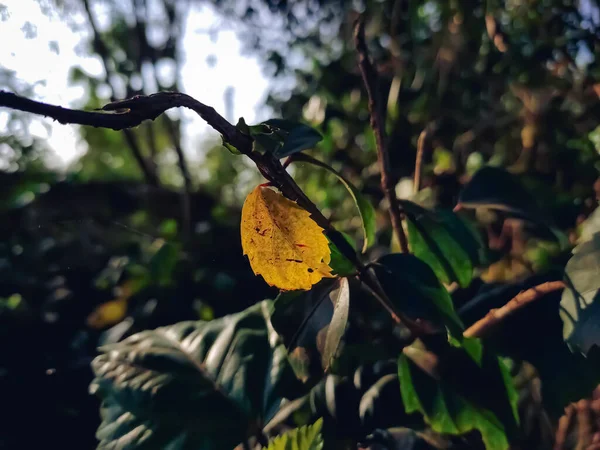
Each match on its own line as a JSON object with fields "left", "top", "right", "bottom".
{"left": 149, "top": 240, "right": 180, "bottom": 287}
{"left": 266, "top": 418, "right": 324, "bottom": 450}
{"left": 293, "top": 153, "right": 376, "bottom": 253}
{"left": 90, "top": 300, "right": 291, "bottom": 450}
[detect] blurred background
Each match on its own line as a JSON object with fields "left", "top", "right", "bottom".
{"left": 1, "top": 0, "right": 600, "bottom": 448}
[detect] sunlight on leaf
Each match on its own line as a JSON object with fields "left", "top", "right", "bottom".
{"left": 241, "top": 186, "right": 334, "bottom": 291}
{"left": 266, "top": 418, "right": 324, "bottom": 450}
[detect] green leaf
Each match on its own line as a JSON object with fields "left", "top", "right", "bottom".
{"left": 459, "top": 274, "right": 600, "bottom": 416}
{"left": 398, "top": 342, "right": 519, "bottom": 450}
{"left": 266, "top": 419, "right": 324, "bottom": 450}
{"left": 271, "top": 278, "right": 351, "bottom": 383}
{"left": 560, "top": 232, "right": 600, "bottom": 354}
{"left": 149, "top": 240, "right": 180, "bottom": 287}
{"left": 262, "top": 119, "right": 323, "bottom": 158}
{"left": 371, "top": 254, "right": 464, "bottom": 338}
{"left": 327, "top": 235, "right": 356, "bottom": 277}
{"left": 90, "top": 300, "right": 291, "bottom": 450}
{"left": 292, "top": 153, "right": 376, "bottom": 253}
{"left": 222, "top": 139, "right": 241, "bottom": 155}
{"left": 401, "top": 200, "right": 483, "bottom": 288}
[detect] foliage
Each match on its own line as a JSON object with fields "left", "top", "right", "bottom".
{"left": 90, "top": 300, "right": 291, "bottom": 449}
{"left": 2, "top": 0, "right": 600, "bottom": 449}
{"left": 266, "top": 419, "right": 324, "bottom": 450}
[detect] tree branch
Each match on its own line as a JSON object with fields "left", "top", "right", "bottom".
{"left": 414, "top": 128, "right": 427, "bottom": 193}
{"left": 354, "top": 17, "right": 409, "bottom": 254}
{"left": 0, "top": 89, "right": 429, "bottom": 334}
{"left": 463, "top": 281, "right": 565, "bottom": 338}
{"left": 163, "top": 115, "right": 192, "bottom": 241}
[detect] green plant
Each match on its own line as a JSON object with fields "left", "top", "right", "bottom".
{"left": 2, "top": 14, "right": 600, "bottom": 450}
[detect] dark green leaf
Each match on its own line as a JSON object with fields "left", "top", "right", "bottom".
{"left": 457, "top": 166, "right": 542, "bottom": 218}
{"left": 266, "top": 418, "right": 324, "bottom": 450}
{"left": 271, "top": 278, "right": 350, "bottom": 383}
{"left": 398, "top": 341, "right": 519, "bottom": 450}
{"left": 458, "top": 273, "right": 600, "bottom": 416}
{"left": 293, "top": 153, "right": 377, "bottom": 253}
{"left": 401, "top": 200, "right": 482, "bottom": 288}
{"left": 371, "top": 254, "right": 464, "bottom": 338}
{"left": 264, "top": 362, "right": 409, "bottom": 439}
{"left": 90, "top": 300, "right": 291, "bottom": 450}
{"left": 561, "top": 233, "right": 600, "bottom": 354}
{"left": 456, "top": 167, "right": 568, "bottom": 247}
{"left": 246, "top": 119, "right": 323, "bottom": 158}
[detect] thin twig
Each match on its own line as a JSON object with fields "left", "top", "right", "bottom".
{"left": 354, "top": 17, "right": 409, "bottom": 254}
{"left": 129, "top": 0, "right": 192, "bottom": 240}
{"left": 463, "top": 281, "right": 565, "bottom": 338}
{"left": 163, "top": 115, "right": 192, "bottom": 241}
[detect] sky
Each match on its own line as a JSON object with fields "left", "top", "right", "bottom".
{"left": 0, "top": 0, "right": 270, "bottom": 167}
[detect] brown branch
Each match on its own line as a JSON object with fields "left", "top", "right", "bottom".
{"left": 162, "top": 115, "right": 192, "bottom": 241}
{"left": 414, "top": 128, "right": 428, "bottom": 193}
{"left": 463, "top": 281, "right": 565, "bottom": 338}
{"left": 354, "top": 17, "right": 409, "bottom": 254}
{"left": 0, "top": 90, "right": 352, "bottom": 260}
{"left": 0, "top": 89, "right": 431, "bottom": 334}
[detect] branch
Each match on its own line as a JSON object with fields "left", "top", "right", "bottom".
{"left": 463, "top": 281, "right": 565, "bottom": 338}
{"left": 0, "top": 90, "right": 249, "bottom": 150}
{"left": 0, "top": 90, "right": 356, "bottom": 265}
{"left": 0, "top": 89, "right": 429, "bottom": 334}
{"left": 414, "top": 128, "right": 427, "bottom": 193}
{"left": 163, "top": 115, "right": 192, "bottom": 241}
{"left": 354, "top": 17, "right": 409, "bottom": 254}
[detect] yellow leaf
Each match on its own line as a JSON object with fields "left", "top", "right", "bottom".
{"left": 86, "top": 279, "right": 137, "bottom": 329}
{"left": 86, "top": 298, "right": 128, "bottom": 329}
{"left": 241, "top": 186, "right": 334, "bottom": 290}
